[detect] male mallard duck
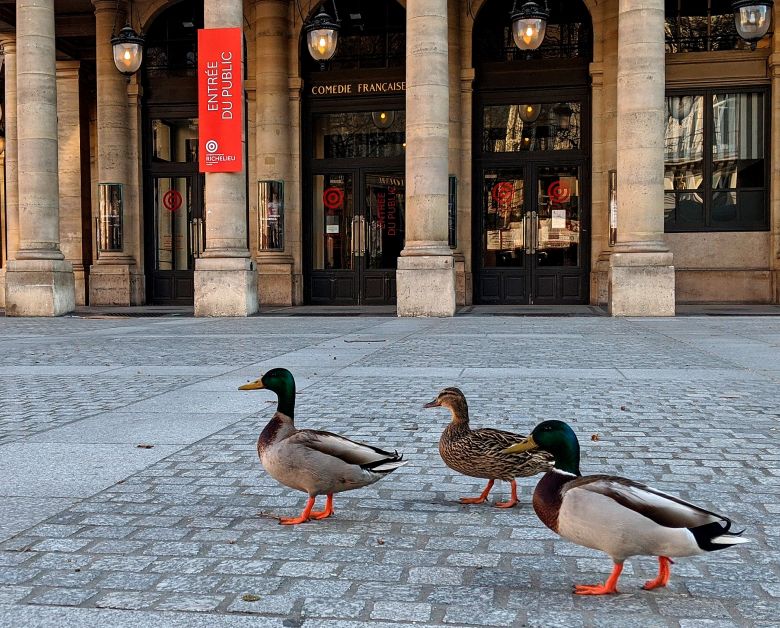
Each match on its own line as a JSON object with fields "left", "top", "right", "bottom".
{"left": 423, "top": 387, "right": 553, "bottom": 508}
{"left": 503, "top": 420, "right": 749, "bottom": 595}
{"left": 239, "top": 368, "right": 407, "bottom": 525}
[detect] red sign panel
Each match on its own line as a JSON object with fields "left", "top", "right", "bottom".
{"left": 198, "top": 27, "right": 243, "bottom": 173}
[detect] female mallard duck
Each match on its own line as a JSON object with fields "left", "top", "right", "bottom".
{"left": 503, "top": 420, "right": 749, "bottom": 595}
{"left": 423, "top": 387, "right": 553, "bottom": 508}
{"left": 239, "top": 368, "right": 407, "bottom": 525}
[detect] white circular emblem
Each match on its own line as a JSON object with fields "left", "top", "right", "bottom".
{"left": 205, "top": 140, "right": 219, "bottom": 153}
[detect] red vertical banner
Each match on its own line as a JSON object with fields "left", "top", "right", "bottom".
{"left": 198, "top": 27, "right": 243, "bottom": 173}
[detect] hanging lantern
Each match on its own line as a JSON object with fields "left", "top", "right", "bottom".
{"left": 510, "top": 1, "right": 551, "bottom": 52}
{"left": 112, "top": 24, "right": 145, "bottom": 76}
{"left": 518, "top": 104, "right": 542, "bottom": 124}
{"left": 372, "top": 111, "right": 395, "bottom": 130}
{"left": 305, "top": 5, "right": 341, "bottom": 69}
{"left": 552, "top": 104, "right": 573, "bottom": 129}
{"left": 732, "top": 0, "right": 774, "bottom": 50}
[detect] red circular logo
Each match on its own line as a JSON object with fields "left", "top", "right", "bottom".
{"left": 323, "top": 187, "right": 345, "bottom": 210}
{"left": 491, "top": 182, "right": 514, "bottom": 206}
{"left": 547, "top": 181, "right": 571, "bottom": 204}
{"left": 163, "top": 189, "right": 183, "bottom": 212}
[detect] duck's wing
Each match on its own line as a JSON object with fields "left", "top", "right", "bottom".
{"left": 288, "top": 429, "right": 406, "bottom": 471}
{"left": 568, "top": 475, "right": 730, "bottom": 529}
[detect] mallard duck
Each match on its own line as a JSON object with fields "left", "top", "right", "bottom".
{"left": 239, "top": 368, "right": 407, "bottom": 525}
{"left": 423, "top": 387, "right": 553, "bottom": 508}
{"left": 503, "top": 420, "right": 749, "bottom": 595}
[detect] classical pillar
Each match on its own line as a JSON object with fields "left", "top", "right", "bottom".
{"left": 56, "top": 61, "right": 87, "bottom": 306}
{"left": 194, "top": 0, "right": 258, "bottom": 316}
{"left": 608, "top": 0, "right": 675, "bottom": 316}
{"left": 4, "top": 0, "right": 75, "bottom": 316}
{"left": 0, "top": 35, "right": 18, "bottom": 309}
{"left": 1, "top": 36, "right": 18, "bottom": 264}
{"left": 397, "top": 0, "right": 456, "bottom": 316}
{"left": 90, "top": 0, "right": 143, "bottom": 305}
{"left": 770, "top": 6, "right": 780, "bottom": 303}
{"left": 254, "top": 0, "right": 294, "bottom": 306}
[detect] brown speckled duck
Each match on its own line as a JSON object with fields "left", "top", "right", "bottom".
{"left": 424, "top": 387, "right": 553, "bottom": 508}
{"left": 239, "top": 368, "right": 407, "bottom": 525}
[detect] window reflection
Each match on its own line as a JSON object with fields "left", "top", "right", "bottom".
{"left": 483, "top": 170, "right": 525, "bottom": 268}
{"left": 313, "top": 174, "right": 353, "bottom": 270}
{"left": 313, "top": 111, "right": 405, "bottom": 159}
{"left": 665, "top": 0, "right": 745, "bottom": 52}
{"left": 152, "top": 118, "right": 198, "bottom": 163}
{"left": 664, "top": 91, "right": 766, "bottom": 230}
{"left": 482, "top": 102, "right": 581, "bottom": 152}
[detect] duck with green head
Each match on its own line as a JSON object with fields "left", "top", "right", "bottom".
{"left": 504, "top": 420, "right": 749, "bottom": 595}
{"left": 239, "top": 368, "right": 407, "bottom": 525}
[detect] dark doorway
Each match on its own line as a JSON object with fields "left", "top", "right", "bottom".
{"left": 473, "top": 0, "right": 592, "bottom": 305}
{"left": 142, "top": 1, "right": 204, "bottom": 305}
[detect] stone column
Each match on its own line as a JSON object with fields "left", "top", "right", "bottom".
{"left": 0, "top": 35, "right": 18, "bottom": 309}
{"left": 194, "top": 0, "right": 258, "bottom": 316}
{"left": 608, "top": 0, "right": 675, "bottom": 316}
{"left": 770, "top": 7, "right": 780, "bottom": 303}
{"left": 90, "top": 0, "right": 143, "bottom": 305}
{"left": 56, "top": 61, "right": 87, "bottom": 305}
{"left": 4, "top": 0, "right": 75, "bottom": 316}
{"left": 397, "top": 0, "right": 456, "bottom": 317}
{"left": 254, "top": 0, "right": 294, "bottom": 306}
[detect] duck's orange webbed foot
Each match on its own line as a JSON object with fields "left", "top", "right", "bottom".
{"left": 310, "top": 494, "right": 334, "bottom": 520}
{"left": 460, "top": 479, "right": 495, "bottom": 504}
{"left": 494, "top": 480, "right": 518, "bottom": 508}
{"left": 278, "top": 496, "right": 316, "bottom": 525}
{"left": 643, "top": 556, "right": 674, "bottom": 590}
{"left": 573, "top": 562, "right": 623, "bottom": 596}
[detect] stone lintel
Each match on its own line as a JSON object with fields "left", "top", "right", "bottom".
{"left": 194, "top": 257, "right": 258, "bottom": 317}
{"left": 4, "top": 259, "right": 75, "bottom": 316}
{"left": 608, "top": 251, "right": 675, "bottom": 317}
{"left": 396, "top": 255, "right": 456, "bottom": 317}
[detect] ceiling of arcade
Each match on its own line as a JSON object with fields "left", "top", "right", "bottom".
{"left": 0, "top": 0, "right": 95, "bottom": 61}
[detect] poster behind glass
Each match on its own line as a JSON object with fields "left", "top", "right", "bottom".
{"left": 98, "top": 183, "right": 123, "bottom": 252}
{"left": 258, "top": 181, "right": 284, "bottom": 251}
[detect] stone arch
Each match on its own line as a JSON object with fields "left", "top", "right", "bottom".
{"left": 140, "top": 0, "right": 188, "bottom": 32}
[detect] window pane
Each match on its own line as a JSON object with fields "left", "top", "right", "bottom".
{"left": 482, "top": 102, "right": 581, "bottom": 153}
{"left": 482, "top": 170, "right": 525, "bottom": 268}
{"left": 738, "top": 190, "right": 765, "bottom": 224}
{"left": 152, "top": 119, "right": 199, "bottom": 163}
{"left": 676, "top": 193, "right": 705, "bottom": 225}
{"left": 665, "top": 1, "right": 743, "bottom": 53}
{"left": 711, "top": 191, "right": 738, "bottom": 225}
{"left": 664, "top": 95, "right": 704, "bottom": 194}
{"left": 313, "top": 111, "right": 405, "bottom": 159}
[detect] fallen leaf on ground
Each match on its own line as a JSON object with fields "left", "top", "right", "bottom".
{"left": 241, "top": 594, "right": 261, "bottom": 602}
{"left": 136, "top": 444, "right": 154, "bottom": 449}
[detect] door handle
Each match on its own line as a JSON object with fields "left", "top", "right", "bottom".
{"left": 351, "top": 217, "right": 361, "bottom": 257}
{"left": 524, "top": 212, "right": 537, "bottom": 255}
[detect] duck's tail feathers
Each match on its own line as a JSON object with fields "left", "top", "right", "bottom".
{"left": 363, "top": 453, "right": 408, "bottom": 473}
{"left": 691, "top": 519, "right": 750, "bottom": 551}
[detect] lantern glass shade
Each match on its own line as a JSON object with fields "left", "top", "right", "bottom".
{"left": 733, "top": 2, "right": 772, "bottom": 44}
{"left": 111, "top": 25, "right": 144, "bottom": 76}
{"left": 518, "top": 104, "right": 542, "bottom": 124}
{"left": 512, "top": 17, "right": 547, "bottom": 50}
{"left": 372, "top": 111, "right": 395, "bottom": 129}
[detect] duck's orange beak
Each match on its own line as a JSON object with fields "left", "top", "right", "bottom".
{"left": 502, "top": 435, "right": 538, "bottom": 454}
{"left": 238, "top": 378, "right": 265, "bottom": 391}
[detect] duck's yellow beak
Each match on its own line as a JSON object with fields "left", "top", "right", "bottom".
{"left": 502, "top": 435, "right": 538, "bottom": 454}
{"left": 238, "top": 378, "right": 265, "bottom": 391}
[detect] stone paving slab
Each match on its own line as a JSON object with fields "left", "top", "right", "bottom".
{"left": 0, "top": 315, "right": 778, "bottom": 627}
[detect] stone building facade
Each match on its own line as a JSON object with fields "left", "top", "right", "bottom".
{"left": 0, "top": 0, "right": 777, "bottom": 316}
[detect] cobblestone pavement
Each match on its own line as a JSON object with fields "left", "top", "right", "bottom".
{"left": 0, "top": 314, "right": 778, "bottom": 627}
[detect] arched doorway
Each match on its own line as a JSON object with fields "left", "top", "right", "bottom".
{"left": 472, "top": 0, "right": 593, "bottom": 305}
{"left": 142, "top": 1, "right": 205, "bottom": 305}
{"left": 302, "top": 0, "right": 406, "bottom": 305}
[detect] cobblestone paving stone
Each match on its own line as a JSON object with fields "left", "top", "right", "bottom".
{"left": 0, "top": 315, "right": 778, "bottom": 627}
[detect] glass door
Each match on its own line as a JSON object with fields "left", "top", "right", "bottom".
{"left": 148, "top": 175, "right": 205, "bottom": 304}
{"left": 476, "top": 163, "right": 588, "bottom": 304}
{"left": 309, "top": 170, "right": 404, "bottom": 304}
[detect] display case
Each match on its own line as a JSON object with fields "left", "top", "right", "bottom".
{"left": 258, "top": 180, "right": 284, "bottom": 251}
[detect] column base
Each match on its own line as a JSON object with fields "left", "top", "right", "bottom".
{"left": 608, "top": 251, "right": 675, "bottom": 316}
{"left": 194, "top": 257, "right": 258, "bottom": 317}
{"left": 4, "top": 259, "right": 76, "bottom": 316}
{"left": 396, "top": 255, "right": 456, "bottom": 317}
{"left": 88, "top": 263, "right": 144, "bottom": 306}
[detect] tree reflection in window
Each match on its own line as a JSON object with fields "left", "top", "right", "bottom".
{"left": 665, "top": 0, "right": 752, "bottom": 53}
